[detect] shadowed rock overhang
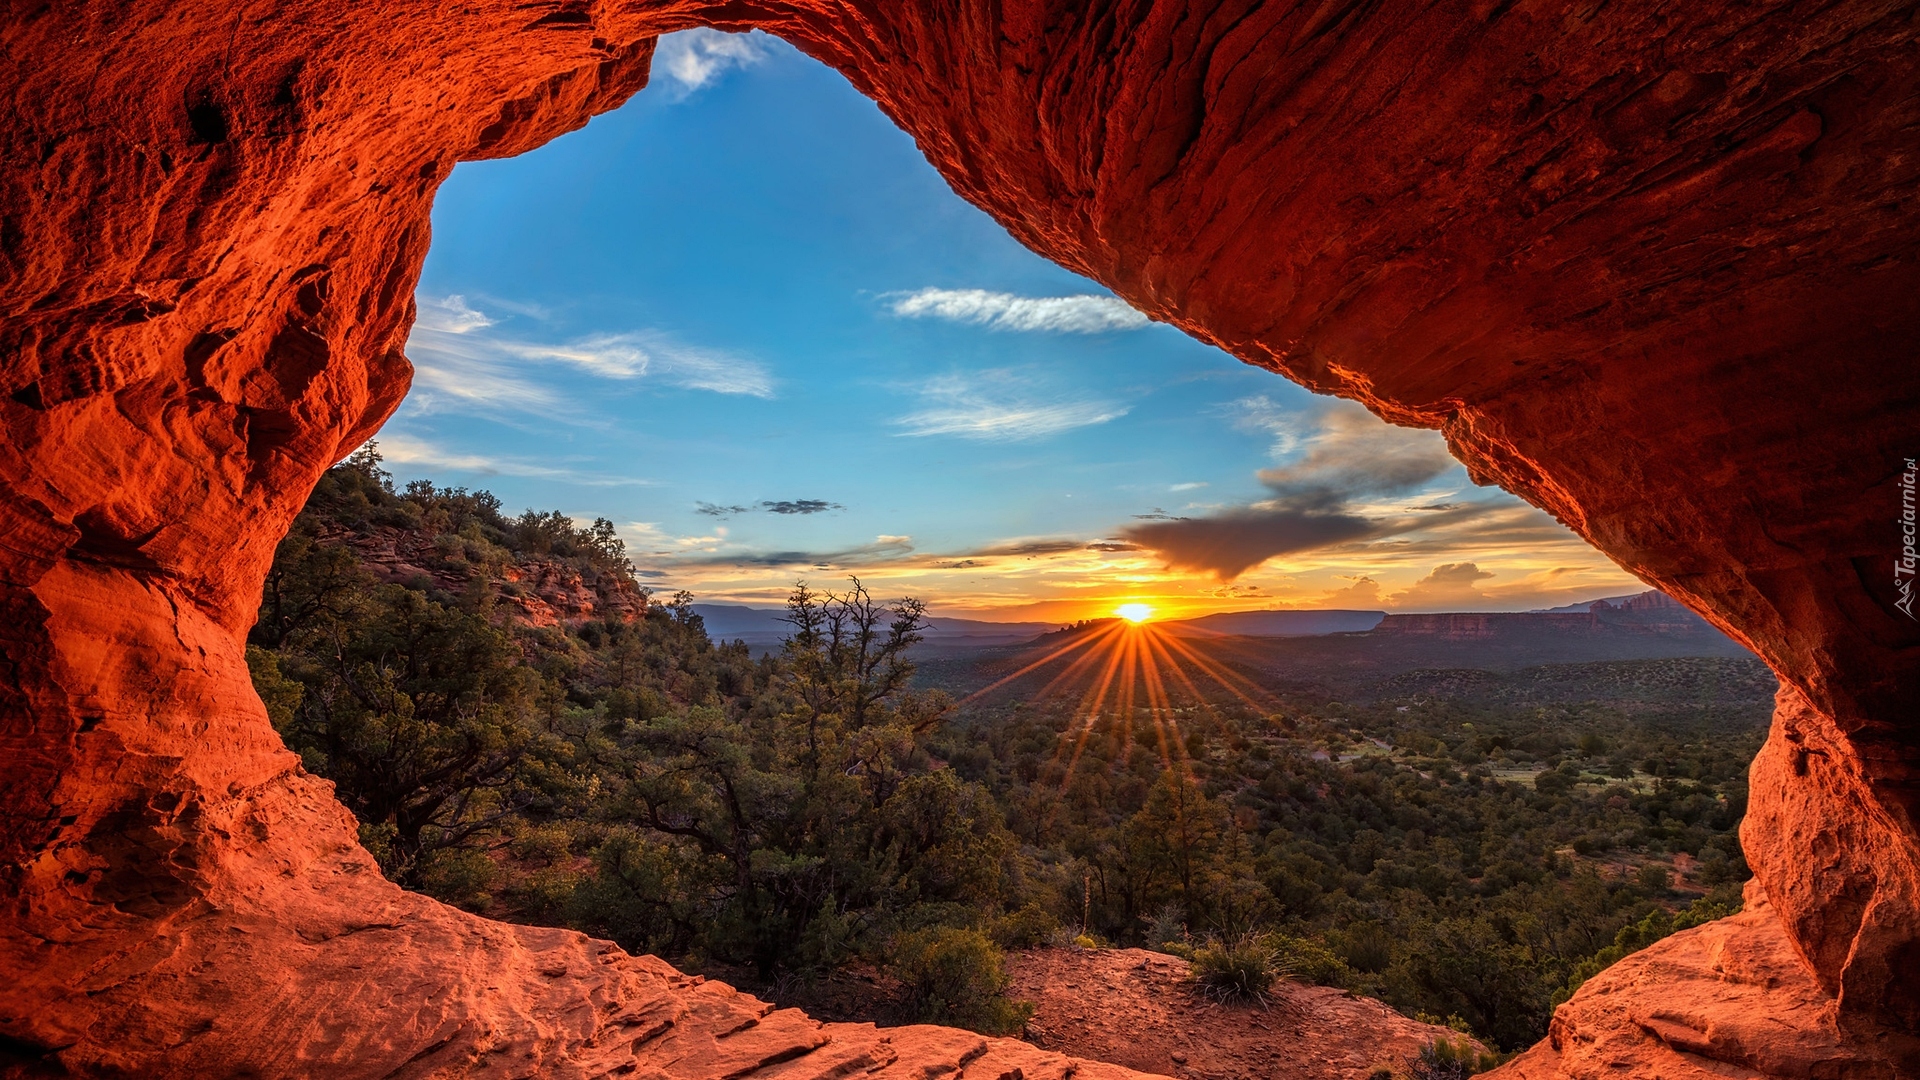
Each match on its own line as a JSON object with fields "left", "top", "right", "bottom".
{"left": 1, "top": 1, "right": 1916, "bottom": 1077}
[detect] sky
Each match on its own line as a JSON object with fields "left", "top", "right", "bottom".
{"left": 384, "top": 29, "right": 1643, "bottom": 622}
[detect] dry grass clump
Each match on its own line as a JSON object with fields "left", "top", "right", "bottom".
{"left": 1189, "top": 933, "right": 1287, "bottom": 1007}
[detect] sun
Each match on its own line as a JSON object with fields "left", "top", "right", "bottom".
{"left": 1115, "top": 603, "right": 1154, "bottom": 624}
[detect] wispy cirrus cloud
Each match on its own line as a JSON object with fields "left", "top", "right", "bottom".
{"left": 887, "top": 288, "right": 1150, "bottom": 334}
{"left": 375, "top": 433, "right": 656, "bottom": 486}
{"left": 416, "top": 294, "right": 496, "bottom": 334}
{"left": 405, "top": 294, "right": 774, "bottom": 419}
{"left": 1224, "top": 394, "right": 1307, "bottom": 458}
{"left": 654, "top": 29, "right": 770, "bottom": 99}
{"left": 505, "top": 333, "right": 773, "bottom": 397}
{"left": 893, "top": 371, "right": 1128, "bottom": 441}
{"left": 406, "top": 340, "right": 572, "bottom": 421}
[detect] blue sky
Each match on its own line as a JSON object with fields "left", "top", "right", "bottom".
{"left": 382, "top": 30, "right": 1637, "bottom": 620}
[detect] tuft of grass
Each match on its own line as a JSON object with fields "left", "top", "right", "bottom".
{"left": 1409, "top": 1034, "right": 1505, "bottom": 1079}
{"left": 1189, "top": 933, "right": 1285, "bottom": 1007}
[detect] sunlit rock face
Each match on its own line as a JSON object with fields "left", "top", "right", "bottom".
{"left": 2, "top": 1, "right": 1915, "bottom": 1077}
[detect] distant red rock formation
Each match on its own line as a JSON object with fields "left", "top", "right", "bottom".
{"left": 1374, "top": 611, "right": 1606, "bottom": 638}
{"left": 1, "top": 1, "right": 1915, "bottom": 1078}
{"left": 1373, "top": 591, "right": 1718, "bottom": 639}
{"left": 1617, "top": 590, "right": 1685, "bottom": 614}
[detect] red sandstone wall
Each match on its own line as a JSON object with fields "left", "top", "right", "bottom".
{"left": 2, "top": 1, "right": 1917, "bottom": 1076}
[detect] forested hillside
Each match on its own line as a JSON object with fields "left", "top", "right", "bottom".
{"left": 247, "top": 451, "right": 1765, "bottom": 1053}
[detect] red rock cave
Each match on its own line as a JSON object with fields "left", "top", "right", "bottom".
{"left": 2, "top": 1, "right": 1916, "bottom": 1077}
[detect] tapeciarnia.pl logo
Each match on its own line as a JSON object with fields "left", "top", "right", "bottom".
{"left": 1899, "top": 457, "right": 1918, "bottom": 620}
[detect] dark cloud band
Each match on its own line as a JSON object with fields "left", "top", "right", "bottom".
{"left": 697, "top": 499, "right": 845, "bottom": 517}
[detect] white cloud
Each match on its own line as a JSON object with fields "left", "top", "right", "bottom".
{"left": 1256, "top": 401, "right": 1455, "bottom": 497}
{"left": 1389, "top": 562, "right": 1497, "bottom": 609}
{"left": 655, "top": 29, "right": 769, "bottom": 99}
{"left": 893, "top": 371, "right": 1129, "bottom": 441}
{"left": 500, "top": 332, "right": 773, "bottom": 397}
{"left": 1224, "top": 394, "right": 1306, "bottom": 458}
{"left": 1170, "top": 481, "right": 1209, "bottom": 491}
{"left": 404, "top": 295, "right": 774, "bottom": 418}
{"left": 502, "top": 335, "right": 649, "bottom": 378}
{"left": 888, "top": 288, "right": 1150, "bottom": 334}
{"left": 375, "top": 433, "right": 655, "bottom": 486}
{"left": 407, "top": 335, "right": 572, "bottom": 420}
{"left": 415, "top": 294, "right": 495, "bottom": 334}
{"left": 633, "top": 339, "right": 775, "bottom": 398}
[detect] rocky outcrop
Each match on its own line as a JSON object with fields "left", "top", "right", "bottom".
{"left": 1500, "top": 882, "right": 1920, "bottom": 1080}
{"left": 1, "top": 1, "right": 1915, "bottom": 1078}
{"left": 13, "top": 760, "right": 1141, "bottom": 1079}
{"left": 314, "top": 523, "right": 649, "bottom": 629}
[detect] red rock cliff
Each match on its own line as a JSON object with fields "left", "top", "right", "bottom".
{"left": 2, "top": 1, "right": 1916, "bottom": 1078}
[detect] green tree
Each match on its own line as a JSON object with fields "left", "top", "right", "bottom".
{"left": 260, "top": 568, "right": 565, "bottom": 888}
{"left": 599, "top": 580, "right": 968, "bottom": 974}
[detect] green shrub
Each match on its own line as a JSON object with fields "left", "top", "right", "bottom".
{"left": 797, "top": 900, "right": 857, "bottom": 973}
{"left": 509, "top": 822, "right": 575, "bottom": 866}
{"left": 416, "top": 847, "right": 498, "bottom": 908}
{"left": 891, "top": 928, "right": 1035, "bottom": 1035}
{"left": 1635, "top": 863, "right": 1672, "bottom": 893}
{"left": 1333, "top": 921, "right": 1393, "bottom": 974}
{"left": 1269, "top": 932, "right": 1354, "bottom": 987}
{"left": 505, "top": 867, "right": 584, "bottom": 921}
{"left": 1141, "top": 903, "right": 1187, "bottom": 950}
{"left": 1409, "top": 1033, "right": 1503, "bottom": 1079}
{"left": 1190, "top": 933, "right": 1283, "bottom": 1006}
{"left": 990, "top": 902, "right": 1060, "bottom": 949}
{"left": 1533, "top": 769, "right": 1575, "bottom": 795}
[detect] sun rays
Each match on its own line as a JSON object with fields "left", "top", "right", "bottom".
{"left": 957, "top": 618, "right": 1283, "bottom": 817}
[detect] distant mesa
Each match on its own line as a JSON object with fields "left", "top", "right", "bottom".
{"left": 691, "top": 603, "right": 1055, "bottom": 649}
{"left": 1166, "top": 609, "right": 1387, "bottom": 636}
{"left": 1158, "top": 590, "right": 1715, "bottom": 642}
{"left": 1372, "top": 590, "right": 1718, "bottom": 640}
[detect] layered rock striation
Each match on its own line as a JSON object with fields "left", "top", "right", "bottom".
{"left": 2, "top": 1, "right": 1916, "bottom": 1077}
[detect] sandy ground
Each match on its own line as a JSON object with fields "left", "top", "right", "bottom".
{"left": 700, "top": 945, "right": 1474, "bottom": 1080}
{"left": 1007, "top": 948, "right": 1471, "bottom": 1080}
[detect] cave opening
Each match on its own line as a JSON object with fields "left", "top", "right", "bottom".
{"left": 2, "top": 4, "right": 1916, "bottom": 1078}
{"left": 400, "top": 29, "right": 1640, "bottom": 621}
